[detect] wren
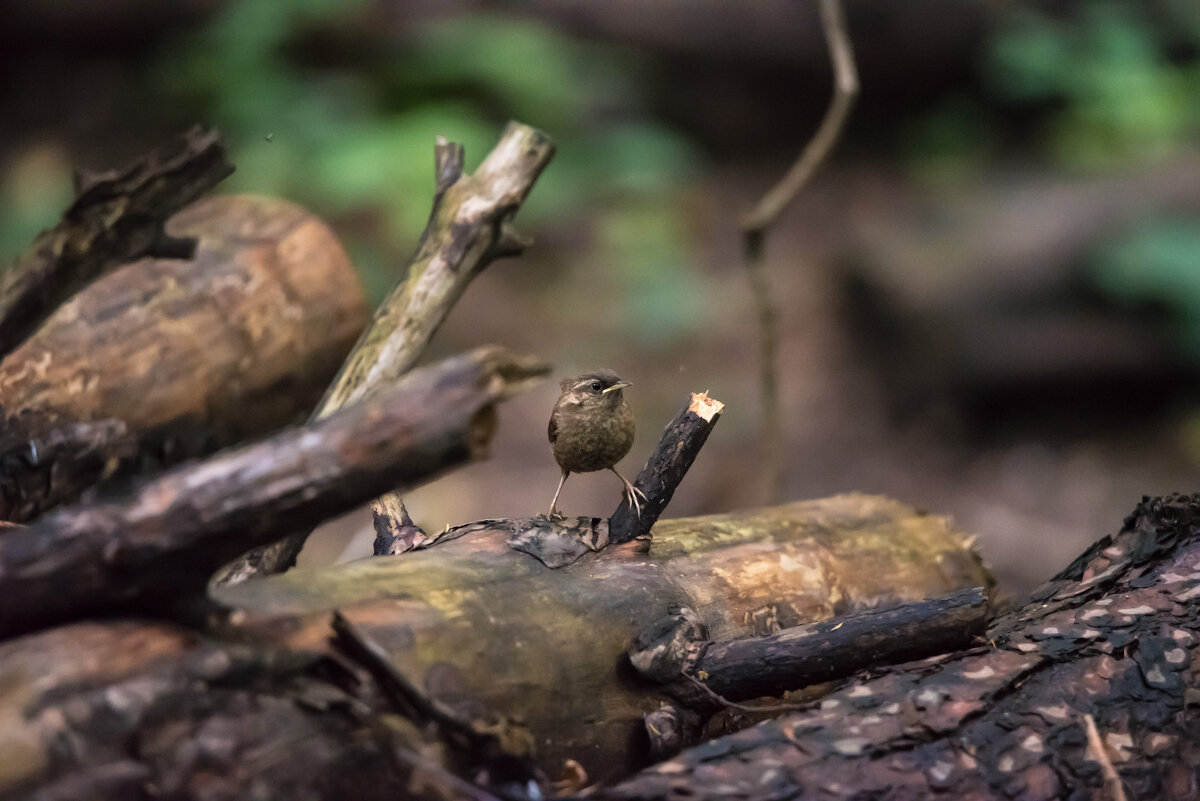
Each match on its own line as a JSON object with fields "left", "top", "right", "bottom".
{"left": 547, "top": 370, "right": 646, "bottom": 519}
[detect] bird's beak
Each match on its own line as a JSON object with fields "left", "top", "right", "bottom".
{"left": 603, "top": 381, "right": 632, "bottom": 393}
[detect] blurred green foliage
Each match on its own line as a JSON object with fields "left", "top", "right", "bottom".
{"left": 1090, "top": 219, "right": 1200, "bottom": 356}
{"left": 902, "top": 1, "right": 1200, "bottom": 361}
{"left": 905, "top": 0, "right": 1200, "bottom": 176}
{"left": 986, "top": 2, "right": 1200, "bottom": 170}
{"left": 148, "top": 0, "right": 702, "bottom": 326}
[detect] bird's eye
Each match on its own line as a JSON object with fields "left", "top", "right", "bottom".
{"left": 591, "top": 381, "right": 603, "bottom": 392}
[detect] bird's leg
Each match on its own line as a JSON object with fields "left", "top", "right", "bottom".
{"left": 610, "top": 467, "right": 647, "bottom": 518}
{"left": 548, "top": 470, "right": 569, "bottom": 520}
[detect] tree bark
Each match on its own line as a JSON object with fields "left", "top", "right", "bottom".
{"left": 595, "top": 493, "right": 1200, "bottom": 801}
{"left": 630, "top": 587, "right": 989, "bottom": 708}
{"left": 0, "top": 346, "right": 547, "bottom": 641}
{"left": 221, "top": 122, "right": 556, "bottom": 581}
{"left": 0, "top": 193, "right": 369, "bottom": 521}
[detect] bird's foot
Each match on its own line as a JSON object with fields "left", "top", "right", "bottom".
{"left": 547, "top": 508, "right": 566, "bottom": 522}
{"left": 621, "top": 480, "right": 647, "bottom": 518}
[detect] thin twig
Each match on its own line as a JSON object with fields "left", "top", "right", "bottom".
{"left": 739, "top": 0, "right": 859, "bottom": 502}
{"left": 681, "top": 670, "right": 805, "bottom": 714}
{"left": 1082, "top": 713, "right": 1129, "bottom": 801}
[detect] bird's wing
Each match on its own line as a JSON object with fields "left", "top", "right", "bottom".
{"left": 548, "top": 414, "right": 559, "bottom": 445}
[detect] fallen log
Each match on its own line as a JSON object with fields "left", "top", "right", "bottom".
{"left": 0, "top": 125, "right": 233, "bottom": 359}
{"left": 0, "top": 193, "right": 370, "bottom": 521}
{"left": 214, "top": 493, "right": 989, "bottom": 783}
{"left": 0, "top": 346, "right": 547, "bottom": 641}
{"left": 595, "top": 493, "right": 1200, "bottom": 801}
{"left": 0, "top": 493, "right": 988, "bottom": 798}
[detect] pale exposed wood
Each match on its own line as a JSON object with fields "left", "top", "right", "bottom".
{"left": 223, "top": 122, "right": 556, "bottom": 580}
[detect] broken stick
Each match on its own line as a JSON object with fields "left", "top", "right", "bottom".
{"left": 0, "top": 347, "right": 546, "bottom": 641}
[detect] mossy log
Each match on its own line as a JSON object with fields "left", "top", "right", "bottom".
{"left": 0, "top": 193, "right": 369, "bottom": 521}
{"left": 0, "top": 494, "right": 988, "bottom": 797}
{"left": 215, "top": 493, "right": 989, "bottom": 783}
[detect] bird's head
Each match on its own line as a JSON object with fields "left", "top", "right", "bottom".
{"left": 559, "top": 369, "right": 632, "bottom": 408}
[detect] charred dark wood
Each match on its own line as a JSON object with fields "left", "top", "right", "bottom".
{"left": 0, "top": 126, "right": 233, "bottom": 358}
{"left": 0, "top": 418, "right": 137, "bottom": 522}
{"left": 223, "top": 122, "right": 556, "bottom": 579}
{"left": 0, "top": 347, "right": 546, "bottom": 641}
{"left": 594, "top": 494, "right": 1200, "bottom": 801}
{"left": 0, "top": 619, "right": 485, "bottom": 801}
{"left": 609, "top": 392, "right": 724, "bottom": 544}
{"left": 631, "top": 587, "right": 990, "bottom": 711}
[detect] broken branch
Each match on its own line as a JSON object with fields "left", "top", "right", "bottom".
{"left": 222, "top": 122, "right": 556, "bottom": 578}
{"left": 608, "top": 392, "right": 724, "bottom": 544}
{"left": 0, "top": 346, "right": 547, "bottom": 640}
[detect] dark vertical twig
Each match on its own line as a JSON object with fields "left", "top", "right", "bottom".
{"left": 608, "top": 393, "right": 724, "bottom": 544}
{"left": 740, "top": 0, "right": 859, "bottom": 502}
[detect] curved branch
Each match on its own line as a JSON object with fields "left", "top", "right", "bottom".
{"left": 739, "top": 0, "right": 859, "bottom": 503}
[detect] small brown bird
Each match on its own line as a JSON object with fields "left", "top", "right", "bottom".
{"left": 547, "top": 370, "right": 646, "bottom": 519}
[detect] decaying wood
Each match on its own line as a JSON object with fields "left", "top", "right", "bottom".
{"left": 0, "top": 193, "right": 369, "bottom": 521}
{"left": 16, "top": 493, "right": 1200, "bottom": 799}
{"left": 223, "top": 122, "right": 556, "bottom": 579}
{"left": 0, "top": 620, "right": 439, "bottom": 801}
{"left": 0, "top": 126, "right": 233, "bottom": 359}
{"left": 0, "top": 493, "right": 987, "bottom": 798}
{"left": 595, "top": 494, "right": 1200, "bottom": 801}
{"left": 0, "top": 347, "right": 547, "bottom": 641}
{"left": 630, "top": 587, "right": 989, "bottom": 713}
{"left": 609, "top": 392, "right": 724, "bottom": 544}
{"left": 210, "top": 493, "right": 988, "bottom": 783}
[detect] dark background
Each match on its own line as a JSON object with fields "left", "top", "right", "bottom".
{"left": 3, "top": 0, "right": 1200, "bottom": 597}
